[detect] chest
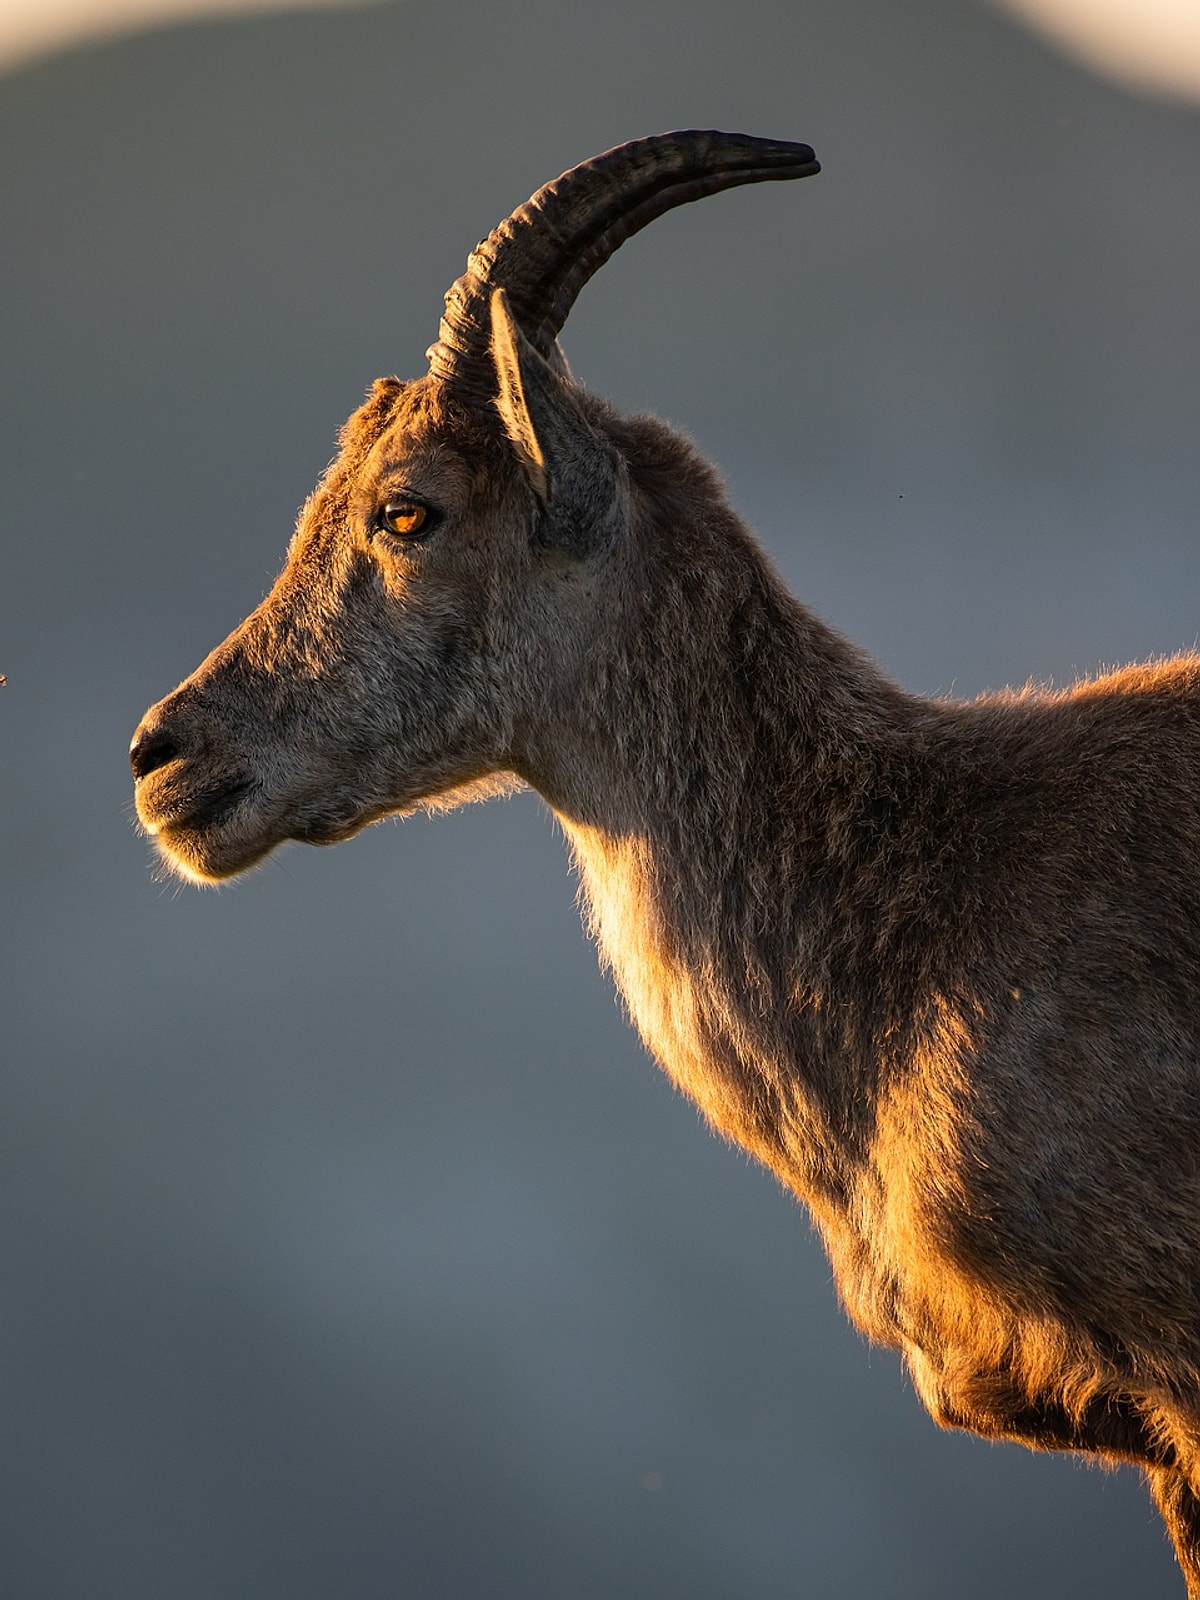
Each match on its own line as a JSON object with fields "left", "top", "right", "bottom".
{"left": 568, "top": 826, "right": 790, "bottom": 1160}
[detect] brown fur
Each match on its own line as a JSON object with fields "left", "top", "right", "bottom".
{"left": 132, "top": 250, "right": 1200, "bottom": 1593}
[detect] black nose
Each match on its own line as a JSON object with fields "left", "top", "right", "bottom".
{"left": 130, "top": 724, "right": 181, "bottom": 781}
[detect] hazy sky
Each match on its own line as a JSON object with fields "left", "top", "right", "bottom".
{"left": 3, "top": 0, "right": 1200, "bottom": 98}
{"left": 0, "top": 0, "right": 380, "bottom": 72}
{"left": 994, "top": 0, "right": 1200, "bottom": 97}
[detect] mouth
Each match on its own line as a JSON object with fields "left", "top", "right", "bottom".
{"left": 136, "top": 760, "right": 388, "bottom": 882}
{"left": 136, "top": 766, "right": 274, "bottom": 883}
{"left": 137, "top": 771, "right": 257, "bottom": 837}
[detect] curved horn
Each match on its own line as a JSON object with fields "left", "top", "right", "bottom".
{"left": 426, "top": 129, "right": 820, "bottom": 401}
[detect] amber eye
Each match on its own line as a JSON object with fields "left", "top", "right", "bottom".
{"left": 377, "top": 498, "right": 435, "bottom": 540}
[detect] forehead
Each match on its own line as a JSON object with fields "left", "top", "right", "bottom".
{"left": 340, "top": 376, "right": 500, "bottom": 502}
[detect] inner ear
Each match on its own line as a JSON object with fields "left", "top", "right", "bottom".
{"left": 491, "top": 289, "right": 548, "bottom": 504}
{"left": 488, "top": 289, "right": 623, "bottom": 559}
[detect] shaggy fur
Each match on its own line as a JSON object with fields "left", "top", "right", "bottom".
{"left": 133, "top": 202, "right": 1200, "bottom": 1596}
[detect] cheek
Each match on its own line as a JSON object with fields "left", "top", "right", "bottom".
{"left": 375, "top": 561, "right": 489, "bottom": 665}
{"left": 385, "top": 619, "right": 486, "bottom": 720}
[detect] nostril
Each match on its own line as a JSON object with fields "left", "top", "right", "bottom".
{"left": 130, "top": 726, "right": 181, "bottom": 781}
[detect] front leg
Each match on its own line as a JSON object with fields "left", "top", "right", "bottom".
{"left": 1148, "top": 1466, "right": 1200, "bottom": 1598}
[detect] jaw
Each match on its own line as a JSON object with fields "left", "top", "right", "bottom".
{"left": 150, "top": 826, "right": 274, "bottom": 886}
{"left": 145, "top": 800, "right": 295, "bottom": 885}
{"left": 136, "top": 762, "right": 379, "bottom": 884}
{"left": 147, "top": 807, "right": 385, "bottom": 884}
{"left": 137, "top": 763, "right": 520, "bottom": 884}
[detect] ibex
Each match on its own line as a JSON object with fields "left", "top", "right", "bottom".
{"left": 131, "top": 131, "right": 1200, "bottom": 1592}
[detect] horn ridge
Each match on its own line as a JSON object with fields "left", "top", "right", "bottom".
{"left": 427, "top": 130, "right": 819, "bottom": 400}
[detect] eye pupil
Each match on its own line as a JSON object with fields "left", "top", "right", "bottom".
{"left": 379, "top": 500, "right": 430, "bottom": 538}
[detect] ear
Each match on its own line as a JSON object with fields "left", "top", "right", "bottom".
{"left": 491, "top": 288, "right": 548, "bottom": 503}
{"left": 489, "top": 289, "right": 622, "bottom": 557}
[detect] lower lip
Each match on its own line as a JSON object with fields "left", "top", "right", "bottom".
{"left": 138, "top": 774, "right": 256, "bottom": 835}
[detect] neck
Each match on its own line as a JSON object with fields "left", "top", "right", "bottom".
{"left": 519, "top": 504, "right": 924, "bottom": 1201}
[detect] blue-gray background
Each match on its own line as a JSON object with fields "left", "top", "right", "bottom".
{"left": 4, "top": 2, "right": 1200, "bottom": 1594}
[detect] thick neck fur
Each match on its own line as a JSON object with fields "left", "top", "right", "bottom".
{"left": 515, "top": 410, "right": 1200, "bottom": 1415}
{"left": 517, "top": 414, "right": 941, "bottom": 1207}
{"left": 509, "top": 411, "right": 1200, "bottom": 1590}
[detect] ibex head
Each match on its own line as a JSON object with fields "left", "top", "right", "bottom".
{"left": 130, "top": 132, "right": 819, "bottom": 884}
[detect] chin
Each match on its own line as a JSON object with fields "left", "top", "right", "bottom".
{"left": 139, "top": 771, "right": 518, "bottom": 884}
{"left": 146, "top": 799, "right": 384, "bottom": 882}
{"left": 149, "top": 822, "right": 281, "bottom": 885}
